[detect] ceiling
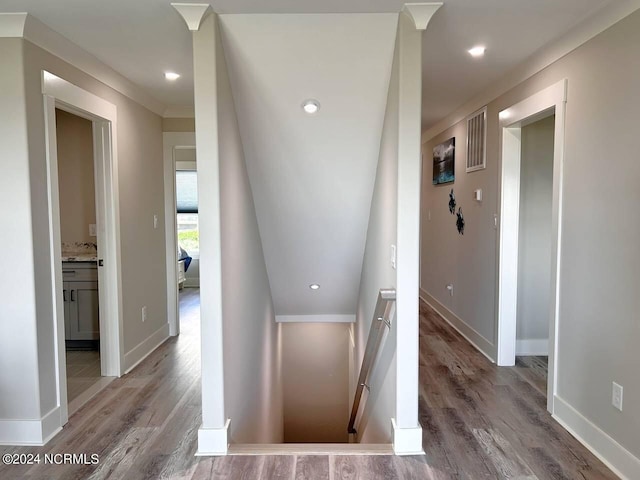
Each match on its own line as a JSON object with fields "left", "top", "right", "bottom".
{"left": 0, "top": 0, "right": 613, "bottom": 128}
{"left": 220, "top": 14, "right": 397, "bottom": 315}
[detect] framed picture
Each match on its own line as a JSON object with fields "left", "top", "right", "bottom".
{"left": 433, "top": 137, "right": 455, "bottom": 185}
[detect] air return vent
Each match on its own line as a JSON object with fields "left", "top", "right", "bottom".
{"left": 466, "top": 107, "right": 487, "bottom": 172}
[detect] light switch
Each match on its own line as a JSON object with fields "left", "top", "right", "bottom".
{"left": 89, "top": 224, "right": 97, "bottom": 237}
{"left": 153, "top": 214, "right": 158, "bottom": 229}
{"left": 390, "top": 245, "right": 397, "bottom": 270}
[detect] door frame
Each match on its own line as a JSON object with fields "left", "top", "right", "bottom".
{"left": 496, "top": 79, "right": 567, "bottom": 413}
{"left": 163, "top": 132, "right": 196, "bottom": 336}
{"left": 43, "top": 71, "right": 124, "bottom": 425}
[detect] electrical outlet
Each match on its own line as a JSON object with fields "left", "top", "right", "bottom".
{"left": 446, "top": 283, "right": 454, "bottom": 296}
{"left": 612, "top": 382, "right": 623, "bottom": 411}
{"left": 142, "top": 306, "right": 147, "bottom": 323}
{"left": 89, "top": 224, "right": 97, "bottom": 237}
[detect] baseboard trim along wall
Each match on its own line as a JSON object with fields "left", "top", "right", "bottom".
{"left": 0, "top": 407, "right": 62, "bottom": 446}
{"left": 123, "top": 323, "right": 171, "bottom": 374}
{"left": 516, "top": 339, "right": 549, "bottom": 356}
{"left": 420, "top": 289, "right": 496, "bottom": 363}
{"left": 553, "top": 395, "right": 640, "bottom": 480}
{"left": 197, "top": 419, "right": 230, "bottom": 456}
{"left": 391, "top": 418, "right": 424, "bottom": 456}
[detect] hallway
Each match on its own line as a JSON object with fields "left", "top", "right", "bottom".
{"left": 0, "top": 295, "right": 615, "bottom": 479}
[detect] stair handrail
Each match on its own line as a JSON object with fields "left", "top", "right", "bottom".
{"left": 348, "top": 288, "right": 396, "bottom": 435}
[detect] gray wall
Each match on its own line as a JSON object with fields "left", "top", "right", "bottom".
{"left": 354, "top": 23, "right": 399, "bottom": 443}
{"left": 216, "top": 17, "right": 283, "bottom": 443}
{"left": 56, "top": 109, "right": 96, "bottom": 246}
{"left": 0, "top": 38, "right": 41, "bottom": 424}
{"left": 421, "top": 9, "right": 640, "bottom": 463}
{"left": 282, "top": 323, "right": 349, "bottom": 443}
{"left": 0, "top": 36, "right": 168, "bottom": 432}
{"left": 517, "top": 116, "right": 554, "bottom": 349}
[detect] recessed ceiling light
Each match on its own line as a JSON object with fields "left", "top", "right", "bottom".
{"left": 302, "top": 99, "right": 320, "bottom": 114}
{"left": 468, "top": 46, "right": 486, "bottom": 58}
{"left": 165, "top": 72, "right": 180, "bottom": 81}
{"left": 309, "top": 284, "right": 320, "bottom": 290}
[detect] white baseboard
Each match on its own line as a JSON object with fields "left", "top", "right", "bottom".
{"left": 391, "top": 418, "right": 424, "bottom": 456}
{"left": 516, "top": 339, "right": 549, "bottom": 356}
{"left": 123, "top": 323, "right": 170, "bottom": 374}
{"left": 196, "top": 419, "right": 230, "bottom": 456}
{"left": 0, "top": 407, "right": 62, "bottom": 446}
{"left": 553, "top": 395, "right": 640, "bottom": 480}
{"left": 420, "top": 289, "right": 496, "bottom": 363}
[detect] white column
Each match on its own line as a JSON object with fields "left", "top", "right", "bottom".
{"left": 173, "top": 4, "right": 229, "bottom": 455}
{"left": 393, "top": 2, "right": 441, "bottom": 455}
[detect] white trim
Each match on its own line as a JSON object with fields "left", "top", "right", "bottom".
{"left": 420, "top": 289, "right": 496, "bottom": 363}
{"left": 0, "top": 13, "right": 166, "bottom": 116}
{"left": 163, "top": 132, "right": 196, "bottom": 337}
{"left": 391, "top": 418, "right": 424, "bottom": 456}
{"left": 421, "top": 0, "right": 640, "bottom": 143}
{"left": 42, "top": 71, "right": 125, "bottom": 444}
{"left": 275, "top": 314, "right": 355, "bottom": 323}
{"left": 0, "top": 407, "right": 62, "bottom": 446}
{"left": 0, "top": 12, "right": 27, "bottom": 36}
{"left": 172, "top": 3, "right": 211, "bottom": 31}
{"left": 496, "top": 79, "right": 567, "bottom": 416}
{"left": 401, "top": 3, "right": 443, "bottom": 30}
{"left": 123, "top": 323, "right": 171, "bottom": 374}
{"left": 553, "top": 396, "right": 640, "bottom": 480}
{"left": 515, "top": 339, "right": 549, "bottom": 356}
{"left": 196, "top": 419, "right": 230, "bottom": 456}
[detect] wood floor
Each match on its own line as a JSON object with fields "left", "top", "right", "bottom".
{"left": 66, "top": 350, "right": 102, "bottom": 403}
{"left": 0, "top": 290, "right": 617, "bottom": 479}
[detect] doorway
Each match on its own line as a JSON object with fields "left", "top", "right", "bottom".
{"left": 163, "top": 133, "right": 199, "bottom": 336}
{"left": 55, "top": 108, "right": 113, "bottom": 414}
{"left": 496, "top": 80, "right": 567, "bottom": 413}
{"left": 43, "top": 71, "right": 123, "bottom": 426}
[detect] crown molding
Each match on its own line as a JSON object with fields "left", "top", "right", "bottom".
{"left": 422, "top": 0, "right": 640, "bottom": 143}
{"left": 172, "top": 3, "right": 211, "bottom": 31}
{"left": 402, "top": 3, "right": 443, "bottom": 30}
{"left": 0, "top": 13, "right": 166, "bottom": 117}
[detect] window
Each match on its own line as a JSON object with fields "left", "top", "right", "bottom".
{"left": 176, "top": 170, "right": 199, "bottom": 258}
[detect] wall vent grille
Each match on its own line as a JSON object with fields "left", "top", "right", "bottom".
{"left": 466, "top": 107, "right": 487, "bottom": 172}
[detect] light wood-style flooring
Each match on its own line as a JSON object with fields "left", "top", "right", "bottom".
{"left": 66, "top": 350, "right": 102, "bottom": 403}
{"left": 0, "top": 290, "right": 616, "bottom": 479}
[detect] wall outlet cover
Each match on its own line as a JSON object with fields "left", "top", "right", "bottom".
{"left": 142, "top": 305, "right": 148, "bottom": 323}
{"left": 89, "top": 224, "right": 97, "bottom": 237}
{"left": 612, "top": 382, "right": 623, "bottom": 411}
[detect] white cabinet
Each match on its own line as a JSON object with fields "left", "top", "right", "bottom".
{"left": 62, "top": 263, "right": 100, "bottom": 341}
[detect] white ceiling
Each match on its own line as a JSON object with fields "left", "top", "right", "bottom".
{"left": 220, "top": 14, "right": 398, "bottom": 315}
{"left": 0, "top": 0, "right": 613, "bottom": 126}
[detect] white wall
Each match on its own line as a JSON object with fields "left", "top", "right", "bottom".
{"left": 421, "top": 9, "right": 640, "bottom": 475}
{"left": 516, "top": 115, "right": 554, "bottom": 352}
{"left": 354, "top": 23, "right": 399, "bottom": 443}
{"left": 193, "top": 13, "right": 283, "bottom": 445}
{"left": 282, "top": 323, "right": 349, "bottom": 443}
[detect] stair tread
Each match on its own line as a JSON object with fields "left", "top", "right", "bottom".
{"left": 228, "top": 443, "right": 394, "bottom": 455}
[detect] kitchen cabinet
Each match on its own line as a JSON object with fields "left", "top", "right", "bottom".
{"left": 62, "top": 262, "right": 100, "bottom": 341}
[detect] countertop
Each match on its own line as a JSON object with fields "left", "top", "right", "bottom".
{"left": 62, "top": 255, "right": 97, "bottom": 262}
